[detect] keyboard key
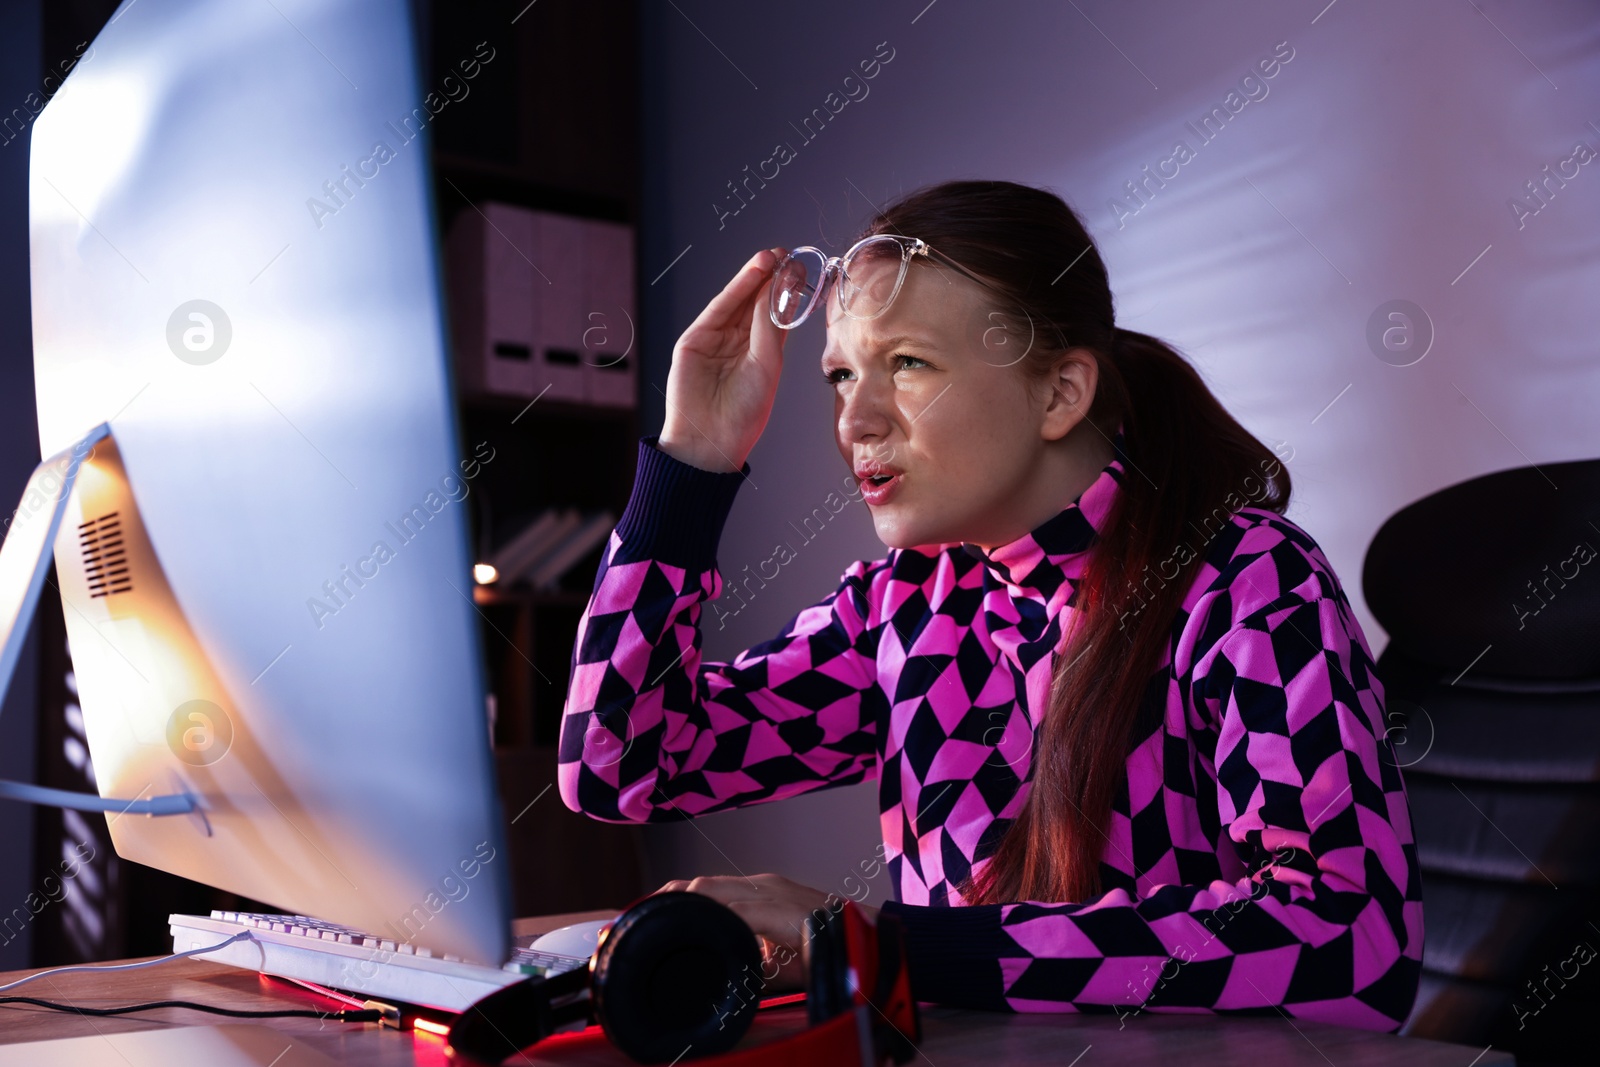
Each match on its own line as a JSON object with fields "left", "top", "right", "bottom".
{"left": 507, "top": 962, "right": 550, "bottom": 976}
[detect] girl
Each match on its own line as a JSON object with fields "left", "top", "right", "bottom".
{"left": 557, "top": 179, "right": 1422, "bottom": 1033}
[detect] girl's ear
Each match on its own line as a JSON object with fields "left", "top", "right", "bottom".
{"left": 1040, "top": 348, "right": 1098, "bottom": 442}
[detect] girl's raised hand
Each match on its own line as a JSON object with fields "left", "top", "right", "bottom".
{"left": 656, "top": 248, "right": 790, "bottom": 472}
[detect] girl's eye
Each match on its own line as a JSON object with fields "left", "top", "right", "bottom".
{"left": 822, "top": 355, "right": 929, "bottom": 384}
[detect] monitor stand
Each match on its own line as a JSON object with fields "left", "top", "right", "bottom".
{"left": 0, "top": 422, "right": 192, "bottom": 817}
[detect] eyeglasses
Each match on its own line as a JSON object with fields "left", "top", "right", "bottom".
{"left": 768, "top": 232, "right": 1027, "bottom": 334}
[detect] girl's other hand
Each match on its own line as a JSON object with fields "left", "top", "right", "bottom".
{"left": 652, "top": 871, "right": 881, "bottom": 993}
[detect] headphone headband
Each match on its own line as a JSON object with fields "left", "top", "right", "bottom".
{"left": 448, "top": 893, "right": 920, "bottom": 1066}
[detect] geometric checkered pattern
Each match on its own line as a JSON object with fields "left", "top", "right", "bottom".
{"left": 559, "top": 427, "right": 1423, "bottom": 1033}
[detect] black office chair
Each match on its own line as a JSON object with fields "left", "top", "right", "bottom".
{"left": 1363, "top": 457, "right": 1600, "bottom": 1067}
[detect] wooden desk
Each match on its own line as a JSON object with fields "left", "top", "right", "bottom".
{"left": 0, "top": 913, "right": 1514, "bottom": 1066}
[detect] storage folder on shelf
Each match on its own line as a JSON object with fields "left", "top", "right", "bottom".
{"left": 445, "top": 202, "right": 637, "bottom": 409}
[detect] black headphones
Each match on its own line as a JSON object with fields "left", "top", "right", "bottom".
{"left": 447, "top": 891, "right": 920, "bottom": 1065}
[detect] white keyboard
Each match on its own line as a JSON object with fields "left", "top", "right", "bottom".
{"left": 170, "top": 910, "right": 590, "bottom": 1012}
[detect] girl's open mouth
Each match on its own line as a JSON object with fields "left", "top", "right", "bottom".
{"left": 860, "top": 472, "right": 902, "bottom": 505}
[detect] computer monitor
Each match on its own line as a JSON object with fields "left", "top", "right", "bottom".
{"left": 17, "top": 0, "right": 513, "bottom": 964}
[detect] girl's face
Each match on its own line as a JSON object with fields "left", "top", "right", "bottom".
{"left": 821, "top": 255, "right": 1094, "bottom": 551}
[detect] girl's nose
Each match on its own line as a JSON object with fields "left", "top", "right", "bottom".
{"left": 839, "top": 378, "right": 895, "bottom": 443}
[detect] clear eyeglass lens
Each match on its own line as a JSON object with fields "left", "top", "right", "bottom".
{"left": 771, "top": 248, "right": 828, "bottom": 327}
{"left": 838, "top": 237, "right": 907, "bottom": 321}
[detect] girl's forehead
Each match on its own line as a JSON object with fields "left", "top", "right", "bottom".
{"left": 824, "top": 268, "right": 991, "bottom": 350}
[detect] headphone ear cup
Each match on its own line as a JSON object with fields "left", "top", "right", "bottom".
{"left": 592, "top": 891, "right": 765, "bottom": 1064}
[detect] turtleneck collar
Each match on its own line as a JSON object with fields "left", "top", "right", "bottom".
{"left": 959, "top": 421, "right": 1128, "bottom": 602}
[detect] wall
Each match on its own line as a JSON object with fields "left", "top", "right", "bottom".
{"left": 634, "top": 0, "right": 1600, "bottom": 897}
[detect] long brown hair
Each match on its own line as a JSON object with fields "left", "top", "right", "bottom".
{"left": 853, "top": 180, "right": 1292, "bottom": 905}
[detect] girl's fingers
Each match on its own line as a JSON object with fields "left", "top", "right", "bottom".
{"left": 724, "top": 897, "right": 838, "bottom": 947}
{"left": 748, "top": 268, "right": 787, "bottom": 353}
{"left": 683, "top": 875, "right": 756, "bottom": 904}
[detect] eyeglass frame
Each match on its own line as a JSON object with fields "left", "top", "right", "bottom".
{"left": 767, "top": 233, "right": 1037, "bottom": 360}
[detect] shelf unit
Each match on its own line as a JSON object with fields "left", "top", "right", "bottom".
{"left": 455, "top": 396, "right": 638, "bottom": 750}
{"left": 428, "top": 0, "right": 647, "bottom": 918}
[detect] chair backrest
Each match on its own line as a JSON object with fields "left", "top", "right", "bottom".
{"left": 1362, "top": 456, "right": 1600, "bottom": 1067}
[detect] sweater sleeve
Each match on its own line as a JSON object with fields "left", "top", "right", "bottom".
{"left": 557, "top": 436, "right": 888, "bottom": 823}
{"left": 879, "top": 589, "right": 1423, "bottom": 1034}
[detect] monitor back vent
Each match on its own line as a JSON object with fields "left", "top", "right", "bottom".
{"left": 79, "top": 512, "right": 133, "bottom": 598}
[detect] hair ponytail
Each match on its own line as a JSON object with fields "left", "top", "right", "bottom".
{"left": 857, "top": 181, "right": 1292, "bottom": 905}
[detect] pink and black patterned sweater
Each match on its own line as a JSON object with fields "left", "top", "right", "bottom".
{"left": 558, "top": 428, "right": 1423, "bottom": 1032}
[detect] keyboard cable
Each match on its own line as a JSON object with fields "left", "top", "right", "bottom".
{"left": 0, "top": 931, "right": 383, "bottom": 1022}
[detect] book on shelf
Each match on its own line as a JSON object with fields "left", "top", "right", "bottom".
{"left": 489, "top": 507, "right": 617, "bottom": 590}
{"left": 527, "top": 510, "right": 616, "bottom": 590}
{"left": 489, "top": 508, "right": 581, "bottom": 582}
